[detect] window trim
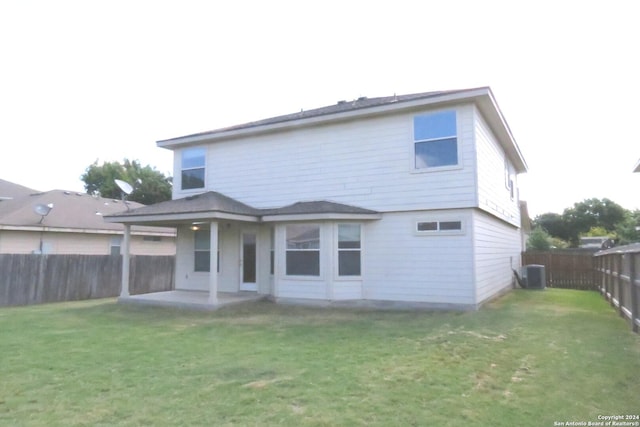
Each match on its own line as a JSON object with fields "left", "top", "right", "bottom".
{"left": 505, "top": 158, "right": 515, "bottom": 200}
{"left": 285, "top": 223, "right": 322, "bottom": 278}
{"left": 193, "top": 228, "right": 220, "bottom": 273}
{"left": 412, "top": 109, "right": 460, "bottom": 172}
{"left": 336, "top": 223, "right": 362, "bottom": 279}
{"left": 180, "top": 147, "right": 207, "bottom": 191}
{"left": 415, "top": 218, "right": 464, "bottom": 236}
{"left": 193, "top": 228, "right": 211, "bottom": 272}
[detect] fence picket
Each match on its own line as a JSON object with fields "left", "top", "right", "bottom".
{"left": 0, "top": 254, "right": 174, "bottom": 307}
{"left": 522, "top": 250, "right": 597, "bottom": 290}
{"left": 594, "top": 245, "right": 640, "bottom": 334}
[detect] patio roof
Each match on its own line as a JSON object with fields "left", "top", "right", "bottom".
{"left": 104, "top": 191, "right": 381, "bottom": 225}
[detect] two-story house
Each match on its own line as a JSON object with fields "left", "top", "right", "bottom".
{"left": 106, "top": 87, "right": 528, "bottom": 310}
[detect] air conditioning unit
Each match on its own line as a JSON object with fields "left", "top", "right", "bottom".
{"left": 522, "top": 264, "right": 546, "bottom": 289}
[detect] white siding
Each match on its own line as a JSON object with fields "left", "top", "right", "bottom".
{"left": 172, "top": 105, "right": 478, "bottom": 213}
{"left": 175, "top": 223, "right": 240, "bottom": 292}
{"left": 363, "top": 211, "right": 475, "bottom": 306}
{"left": 472, "top": 209, "right": 522, "bottom": 304}
{"left": 474, "top": 106, "right": 520, "bottom": 226}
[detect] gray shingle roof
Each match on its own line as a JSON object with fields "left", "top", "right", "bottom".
{"left": 110, "top": 191, "right": 262, "bottom": 218}
{"left": 106, "top": 191, "right": 379, "bottom": 222}
{"left": 262, "top": 200, "right": 378, "bottom": 216}
{"left": 0, "top": 189, "right": 172, "bottom": 234}
{"left": 0, "top": 179, "right": 37, "bottom": 200}
{"left": 158, "top": 88, "right": 483, "bottom": 143}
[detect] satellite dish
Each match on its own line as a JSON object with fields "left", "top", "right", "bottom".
{"left": 114, "top": 179, "right": 135, "bottom": 211}
{"left": 33, "top": 203, "right": 53, "bottom": 223}
{"left": 115, "top": 179, "right": 133, "bottom": 195}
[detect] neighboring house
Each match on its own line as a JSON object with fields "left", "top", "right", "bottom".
{"left": 0, "top": 178, "right": 36, "bottom": 201}
{"left": 106, "top": 87, "right": 528, "bottom": 310}
{"left": 0, "top": 187, "right": 175, "bottom": 255}
{"left": 519, "top": 200, "right": 532, "bottom": 250}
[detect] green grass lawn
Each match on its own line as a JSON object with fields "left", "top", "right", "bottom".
{"left": 0, "top": 289, "right": 638, "bottom": 426}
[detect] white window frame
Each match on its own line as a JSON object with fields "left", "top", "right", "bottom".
{"left": 504, "top": 158, "right": 515, "bottom": 200}
{"left": 412, "top": 109, "right": 461, "bottom": 173}
{"left": 415, "top": 218, "right": 464, "bottom": 236}
{"left": 335, "top": 223, "right": 362, "bottom": 279}
{"left": 110, "top": 236, "right": 122, "bottom": 256}
{"left": 193, "top": 228, "right": 211, "bottom": 272}
{"left": 285, "top": 223, "right": 321, "bottom": 278}
{"left": 180, "top": 147, "right": 206, "bottom": 191}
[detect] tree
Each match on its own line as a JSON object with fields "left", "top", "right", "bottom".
{"left": 534, "top": 212, "right": 570, "bottom": 241}
{"left": 560, "top": 198, "right": 627, "bottom": 246}
{"left": 81, "top": 159, "right": 172, "bottom": 205}
{"left": 526, "top": 226, "right": 552, "bottom": 250}
{"left": 615, "top": 210, "right": 640, "bottom": 245}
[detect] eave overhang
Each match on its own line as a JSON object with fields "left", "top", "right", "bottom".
{"left": 156, "top": 87, "right": 527, "bottom": 175}
{"left": 261, "top": 212, "right": 383, "bottom": 222}
{"left": 103, "top": 211, "right": 260, "bottom": 225}
{"left": 103, "top": 192, "right": 381, "bottom": 226}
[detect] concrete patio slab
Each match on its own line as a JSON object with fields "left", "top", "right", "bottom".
{"left": 118, "top": 290, "right": 266, "bottom": 310}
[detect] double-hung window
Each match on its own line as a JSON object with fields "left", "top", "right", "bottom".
{"left": 286, "top": 224, "right": 320, "bottom": 276}
{"left": 194, "top": 229, "right": 210, "bottom": 272}
{"left": 181, "top": 147, "right": 206, "bottom": 190}
{"left": 414, "top": 110, "right": 458, "bottom": 169}
{"left": 338, "top": 224, "right": 361, "bottom": 276}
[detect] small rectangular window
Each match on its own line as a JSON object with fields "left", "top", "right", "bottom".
{"left": 439, "top": 221, "right": 462, "bottom": 231}
{"left": 286, "top": 224, "right": 320, "bottom": 276}
{"left": 414, "top": 110, "right": 458, "bottom": 169}
{"left": 417, "top": 221, "right": 438, "bottom": 232}
{"left": 110, "top": 236, "right": 122, "bottom": 256}
{"left": 416, "top": 220, "right": 463, "bottom": 234}
{"left": 338, "top": 224, "right": 361, "bottom": 276}
{"left": 181, "top": 147, "right": 206, "bottom": 190}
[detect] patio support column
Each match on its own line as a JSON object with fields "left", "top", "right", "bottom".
{"left": 120, "top": 224, "right": 131, "bottom": 298}
{"left": 208, "top": 222, "right": 219, "bottom": 305}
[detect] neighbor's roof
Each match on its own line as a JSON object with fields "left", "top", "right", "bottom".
{"left": 0, "top": 179, "right": 37, "bottom": 200}
{"left": 156, "top": 86, "right": 528, "bottom": 174}
{"left": 0, "top": 190, "right": 174, "bottom": 235}
{"left": 105, "top": 191, "right": 381, "bottom": 225}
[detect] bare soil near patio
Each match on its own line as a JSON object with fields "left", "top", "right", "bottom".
{"left": 0, "top": 289, "right": 638, "bottom": 426}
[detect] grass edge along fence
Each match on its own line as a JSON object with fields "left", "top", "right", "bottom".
{"left": 0, "top": 254, "right": 175, "bottom": 307}
{"left": 594, "top": 244, "right": 640, "bottom": 334}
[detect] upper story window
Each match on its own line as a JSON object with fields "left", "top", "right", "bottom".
{"left": 414, "top": 110, "right": 458, "bottom": 169}
{"left": 181, "top": 147, "right": 206, "bottom": 190}
{"left": 504, "top": 158, "right": 515, "bottom": 200}
{"left": 286, "top": 224, "right": 320, "bottom": 276}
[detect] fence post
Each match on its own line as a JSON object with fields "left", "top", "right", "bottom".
{"left": 630, "top": 253, "right": 639, "bottom": 333}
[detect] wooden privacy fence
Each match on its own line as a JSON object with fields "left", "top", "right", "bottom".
{"left": 0, "top": 254, "right": 174, "bottom": 307}
{"left": 594, "top": 245, "right": 640, "bottom": 334}
{"left": 521, "top": 250, "right": 598, "bottom": 290}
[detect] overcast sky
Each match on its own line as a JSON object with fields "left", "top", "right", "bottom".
{"left": 1, "top": 0, "right": 638, "bottom": 217}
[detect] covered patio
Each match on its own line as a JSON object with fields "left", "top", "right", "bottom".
{"left": 104, "top": 191, "right": 381, "bottom": 310}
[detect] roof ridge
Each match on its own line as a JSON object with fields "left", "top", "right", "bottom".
{"left": 158, "top": 87, "right": 489, "bottom": 144}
